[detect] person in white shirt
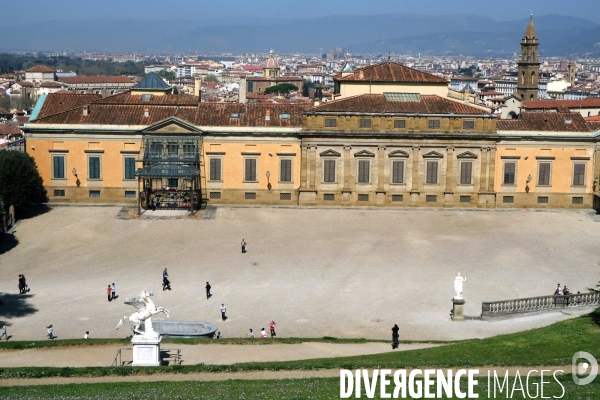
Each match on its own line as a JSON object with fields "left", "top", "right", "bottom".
{"left": 260, "top": 328, "right": 267, "bottom": 338}
{"left": 84, "top": 331, "right": 89, "bottom": 339}
{"left": 248, "top": 329, "right": 254, "bottom": 338}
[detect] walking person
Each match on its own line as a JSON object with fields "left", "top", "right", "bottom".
{"left": 18, "top": 274, "right": 25, "bottom": 294}
{"left": 84, "top": 331, "right": 89, "bottom": 339}
{"left": 248, "top": 329, "right": 254, "bottom": 338}
{"left": 111, "top": 283, "right": 116, "bottom": 300}
{"left": 0, "top": 324, "right": 8, "bottom": 340}
{"left": 107, "top": 285, "right": 112, "bottom": 302}
{"left": 47, "top": 325, "right": 55, "bottom": 339}
{"left": 162, "top": 268, "right": 171, "bottom": 291}
{"left": 268, "top": 320, "right": 276, "bottom": 338}
{"left": 260, "top": 328, "right": 267, "bottom": 338}
{"left": 241, "top": 239, "right": 247, "bottom": 253}
{"left": 220, "top": 304, "right": 227, "bottom": 321}
{"left": 392, "top": 324, "right": 400, "bottom": 349}
{"left": 205, "top": 282, "right": 211, "bottom": 299}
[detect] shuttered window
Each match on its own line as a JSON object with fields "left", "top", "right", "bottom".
{"left": 460, "top": 161, "right": 472, "bottom": 185}
{"left": 210, "top": 158, "right": 221, "bottom": 181}
{"left": 358, "top": 160, "right": 370, "bottom": 183}
{"left": 323, "top": 160, "right": 336, "bottom": 182}
{"left": 52, "top": 156, "right": 65, "bottom": 179}
{"left": 392, "top": 161, "right": 404, "bottom": 183}
{"left": 428, "top": 120, "right": 441, "bottom": 129}
{"left": 359, "top": 119, "right": 372, "bottom": 128}
{"left": 124, "top": 157, "right": 136, "bottom": 179}
{"left": 538, "top": 162, "right": 551, "bottom": 186}
{"left": 280, "top": 159, "right": 292, "bottom": 182}
{"left": 426, "top": 161, "right": 438, "bottom": 184}
{"left": 573, "top": 163, "right": 585, "bottom": 186}
{"left": 244, "top": 158, "right": 257, "bottom": 181}
{"left": 324, "top": 118, "right": 337, "bottom": 127}
{"left": 88, "top": 156, "right": 101, "bottom": 179}
{"left": 503, "top": 162, "right": 516, "bottom": 184}
{"left": 394, "top": 120, "right": 406, "bottom": 128}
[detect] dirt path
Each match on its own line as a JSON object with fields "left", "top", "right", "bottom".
{"left": 0, "top": 366, "right": 572, "bottom": 387}
{"left": 0, "top": 342, "right": 439, "bottom": 368}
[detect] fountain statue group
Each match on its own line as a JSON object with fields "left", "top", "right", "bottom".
{"left": 115, "top": 290, "right": 169, "bottom": 336}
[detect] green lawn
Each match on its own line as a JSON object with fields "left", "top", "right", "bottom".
{"left": 0, "top": 336, "right": 398, "bottom": 351}
{"left": 2, "top": 375, "right": 598, "bottom": 400}
{"left": 1, "top": 309, "right": 598, "bottom": 379}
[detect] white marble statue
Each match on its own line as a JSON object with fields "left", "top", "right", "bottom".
{"left": 454, "top": 273, "right": 467, "bottom": 300}
{"left": 115, "top": 290, "right": 170, "bottom": 336}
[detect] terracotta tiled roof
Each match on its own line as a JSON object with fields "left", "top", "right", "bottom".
{"left": 15, "top": 116, "right": 29, "bottom": 125}
{"left": 522, "top": 98, "right": 600, "bottom": 109}
{"left": 497, "top": 112, "right": 590, "bottom": 132}
{"left": 334, "top": 61, "right": 447, "bottom": 83}
{"left": 25, "top": 65, "right": 56, "bottom": 73}
{"left": 587, "top": 121, "right": 600, "bottom": 131}
{"left": 35, "top": 93, "right": 102, "bottom": 120}
{"left": 59, "top": 75, "right": 134, "bottom": 84}
{"left": 585, "top": 115, "right": 600, "bottom": 122}
{"left": 0, "top": 121, "right": 21, "bottom": 135}
{"left": 40, "top": 81, "right": 62, "bottom": 88}
{"left": 94, "top": 92, "right": 198, "bottom": 106}
{"left": 31, "top": 101, "right": 309, "bottom": 128}
{"left": 17, "top": 81, "right": 33, "bottom": 87}
{"left": 309, "top": 94, "right": 488, "bottom": 115}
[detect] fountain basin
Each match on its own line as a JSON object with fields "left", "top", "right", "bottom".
{"left": 142, "top": 320, "right": 218, "bottom": 338}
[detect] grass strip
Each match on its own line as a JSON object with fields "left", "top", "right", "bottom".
{"left": 1, "top": 375, "right": 598, "bottom": 399}
{"left": 0, "top": 336, "right": 411, "bottom": 351}
{"left": 1, "top": 309, "right": 598, "bottom": 379}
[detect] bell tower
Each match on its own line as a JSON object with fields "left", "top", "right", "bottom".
{"left": 567, "top": 60, "right": 576, "bottom": 86}
{"left": 516, "top": 14, "right": 541, "bottom": 101}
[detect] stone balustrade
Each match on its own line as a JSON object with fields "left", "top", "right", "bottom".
{"left": 481, "top": 292, "right": 600, "bottom": 319}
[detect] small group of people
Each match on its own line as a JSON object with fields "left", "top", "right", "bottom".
{"left": 247, "top": 321, "right": 277, "bottom": 339}
{"left": 554, "top": 283, "right": 573, "bottom": 296}
{"left": 18, "top": 274, "right": 29, "bottom": 294}
{"left": 106, "top": 283, "right": 117, "bottom": 301}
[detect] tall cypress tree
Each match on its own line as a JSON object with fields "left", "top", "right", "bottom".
{"left": 0, "top": 151, "right": 48, "bottom": 216}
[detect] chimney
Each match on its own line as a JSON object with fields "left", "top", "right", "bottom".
{"left": 314, "top": 98, "right": 320, "bottom": 107}
{"left": 265, "top": 109, "right": 271, "bottom": 121}
{"left": 82, "top": 105, "right": 89, "bottom": 116}
{"left": 144, "top": 107, "right": 149, "bottom": 117}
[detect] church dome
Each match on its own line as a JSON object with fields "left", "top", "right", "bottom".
{"left": 264, "top": 50, "right": 279, "bottom": 69}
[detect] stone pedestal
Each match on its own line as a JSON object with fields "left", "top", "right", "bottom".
{"left": 452, "top": 298, "right": 465, "bottom": 321}
{"left": 132, "top": 335, "right": 162, "bottom": 366}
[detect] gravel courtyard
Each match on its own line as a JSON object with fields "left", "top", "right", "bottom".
{"left": 1, "top": 206, "right": 598, "bottom": 342}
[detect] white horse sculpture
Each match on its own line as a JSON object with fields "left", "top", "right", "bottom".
{"left": 115, "top": 290, "right": 170, "bottom": 335}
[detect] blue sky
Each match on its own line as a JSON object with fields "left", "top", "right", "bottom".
{"left": 14, "top": 0, "right": 600, "bottom": 23}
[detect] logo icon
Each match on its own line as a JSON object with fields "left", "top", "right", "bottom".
{"left": 572, "top": 351, "right": 598, "bottom": 385}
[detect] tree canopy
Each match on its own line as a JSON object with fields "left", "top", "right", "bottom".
{"left": 204, "top": 74, "right": 219, "bottom": 83}
{"left": 0, "top": 151, "right": 48, "bottom": 216}
{"left": 264, "top": 83, "right": 298, "bottom": 95}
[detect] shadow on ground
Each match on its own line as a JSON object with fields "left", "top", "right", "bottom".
{"left": 0, "top": 233, "right": 18, "bottom": 254}
{"left": 18, "top": 204, "right": 52, "bottom": 220}
{"left": 0, "top": 292, "right": 38, "bottom": 319}
{"left": 590, "top": 307, "right": 600, "bottom": 327}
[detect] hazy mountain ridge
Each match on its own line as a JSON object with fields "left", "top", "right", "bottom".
{"left": 1, "top": 14, "right": 598, "bottom": 56}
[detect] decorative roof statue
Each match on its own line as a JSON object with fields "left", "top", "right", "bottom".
{"left": 115, "top": 290, "right": 170, "bottom": 337}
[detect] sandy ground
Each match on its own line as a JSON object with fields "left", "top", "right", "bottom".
{"left": 0, "top": 366, "right": 572, "bottom": 387}
{"left": 0, "top": 342, "right": 439, "bottom": 368}
{"left": 0, "top": 206, "right": 598, "bottom": 342}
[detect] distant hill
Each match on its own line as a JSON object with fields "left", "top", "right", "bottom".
{"left": 1, "top": 14, "right": 598, "bottom": 56}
